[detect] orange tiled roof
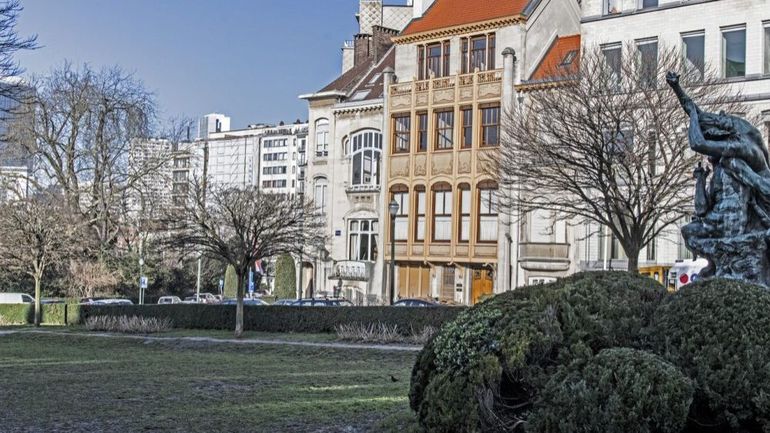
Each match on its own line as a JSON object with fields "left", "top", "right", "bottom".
{"left": 401, "top": 0, "right": 530, "bottom": 36}
{"left": 528, "top": 34, "right": 581, "bottom": 82}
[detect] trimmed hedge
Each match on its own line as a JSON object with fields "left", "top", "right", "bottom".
{"left": 409, "top": 271, "right": 668, "bottom": 433}
{"left": 77, "top": 304, "right": 464, "bottom": 334}
{"left": 529, "top": 348, "right": 693, "bottom": 433}
{"left": 651, "top": 279, "right": 770, "bottom": 431}
{"left": 0, "top": 303, "right": 69, "bottom": 325}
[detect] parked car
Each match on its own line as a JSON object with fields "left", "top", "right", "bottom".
{"left": 0, "top": 293, "right": 34, "bottom": 304}
{"left": 273, "top": 299, "right": 296, "bottom": 306}
{"left": 182, "top": 293, "right": 218, "bottom": 304}
{"left": 157, "top": 296, "right": 182, "bottom": 305}
{"left": 41, "top": 299, "right": 64, "bottom": 304}
{"left": 393, "top": 298, "right": 441, "bottom": 307}
{"left": 222, "top": 298, "right": 268, "bottom": 306}
{"left": 292, "top": 298, "right": 353, "bottom": 307}
{"left": 93, "top": 299, "right": 133, "bottom": 306}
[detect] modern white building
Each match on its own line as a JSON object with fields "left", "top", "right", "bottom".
{"left": 572, "top": 0, "right": 770, "bottom": 281}
{"left": 197, "top": 113, "right": 231, "bottom": 140}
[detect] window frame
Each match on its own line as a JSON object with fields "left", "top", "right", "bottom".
{"left": 392, "top": 187, "right": 410, "bottom": 242}
{"left": 315, "top": 119, "right": 329, "bottom": 158}
{"left": 432, "top": 184, "right": 453, "bottom": 242}
{"left": 682, "top": 31, "right": 706, "bottom": 82}
{"left": 417, "top": 112, "right": 428, "bottom": 152}
{"left": 601, "top": 43, "right": 622, "bottom": 88}
{"left": 458, "top": 184, "right": 471, "bottom": 242}
{"left": 477, "top": 185, "right": 498, "bottom": 243}
{"left": 350, "top": 130, "right": 382, "bottom": 187}
{"left": 348, "top": 219, "right": 379, "bottom": 262}
{"left": 480, "top": 105, "right": 500, "bottom": 147}
{"left": 764, "top": 22, "right": 770, "bottom": 76}
{"left": 392, "top": 114, "right": 411, "bottom": 154}
{"left": 461, "top": 107, "right": 473, "bottom": 149}
{"left": 722, "top": 25, "right": 747, "bottom": 79}
{"left": 415, "top": 186, "right": 427, "bottom": 242}
{"left": 434, "top": 110, "right": 454, "bottom": 150}
{"left": 636, "top": 38, "right": 659, "bottom": 89}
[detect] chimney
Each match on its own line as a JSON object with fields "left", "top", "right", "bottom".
{"left": 354, "top": 34, "right": 372, "bottom": 66}
{"left": 371, "top": 26, "right": 396, "bottom": 62}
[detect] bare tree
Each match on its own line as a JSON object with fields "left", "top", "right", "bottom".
{"left": 0, "top": 194, "right": 79, "bottom": 325}
{"left": 496, "top": 45, "right": 740, "bottom": 272}
{"left": 167, "top": 181, "right": 325, "bottom": 337}
{"left": 19, "top": 63, "right": 160, "bottom": 258}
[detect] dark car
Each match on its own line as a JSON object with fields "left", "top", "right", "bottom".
{"left": 393, "top": 298, "right": 440, "bottom": 307}
{"left": 292, "top": 298, "right": 353, "bottom": 307}
{"left": 222, "top": 298, "right": 268, "bottom": 306}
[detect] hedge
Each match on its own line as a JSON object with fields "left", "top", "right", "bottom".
{"left": 77, "top": 304, "right": 465, "bottom": 334}
{"left": 0, "top": 303, "right": 69, "bottom": 325}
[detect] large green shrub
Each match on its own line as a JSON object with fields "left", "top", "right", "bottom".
{"left": 77, "top": 304, "right": 463, "bottom": 334}
{"left": 0, "top": 303, "right": 70, "bottom": 325}
{"left": 410, "top": 271, "right": 667, "bottom": 433}
{"left": 223, "top": 265, "right": 237, "bottom": 298}
{"left": 273, "top": 255, "right": 296, "bottom": 299}
{"left": 651, "top": 279, "right": 770, "bottom": 431}
{"left": 529, "top": 348, "right": 693, "bottom": 433}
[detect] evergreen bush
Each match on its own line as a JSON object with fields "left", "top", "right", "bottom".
{"left": 223, "top": 265, "right": 237, "bottom": 298}
{"left": 529, "top": 347, "right": 693, "bottom": 433}
{"left": 273, "top": 255, "right": 296, "bottom": 299}
{"left": 651, "top": 278, "right": 770, "bottom": 431}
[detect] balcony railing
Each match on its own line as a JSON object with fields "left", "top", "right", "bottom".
{"left": 389, "top": 69, "right": 504, "bottom": 110}
{"left": 345, "top": 183, "right": 380, "bottom": 194}
{"left": 330, "top": 260, "right": 373, "bottom": 282}
{"left": 519, "top": 242, "right": 571, "bottom": 272}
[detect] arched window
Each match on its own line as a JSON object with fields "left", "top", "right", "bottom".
{"left": 314, "top": 177, "right": 328, "bottom": 213}
{"left": 391, "top": 185, "right": 409, "bottom": 241}
{"left": 350, "top": 130, "right": 382, "bottom": 186}
{"left": 315, "top": 119, "right": 329, "bottom": 157}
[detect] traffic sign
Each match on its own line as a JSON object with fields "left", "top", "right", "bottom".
{"left": 140, "top": 276, "right": 148, "bottom": 289}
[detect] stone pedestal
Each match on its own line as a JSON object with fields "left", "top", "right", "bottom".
{"left": 693, "top": 230, "right": 770, "bottom": 287}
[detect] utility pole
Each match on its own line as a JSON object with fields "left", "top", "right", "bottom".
{"left": 138, "top": 236, "right": 145, "bottom": 304}
{"left": 196, "top": 140, "right": 209, "bottom": 302}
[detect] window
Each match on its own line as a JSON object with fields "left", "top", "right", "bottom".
{"left": 602, "top": 44, "right": 622, "bottom": 87}
{"left": 349, "top": 219, "right": 378, "bottom": 262}
{"left": 393, "top": 115, "right": 410, "bottom": 153}
{"left": 605, "top": 0, "right": 620, "bottom": 14}
{"left": 433, "top": 185, "right": 452, "bottom": 241}
{"left": 461, "top": 108, "right": 473, "bottom": 149}
{"left": 417, "top": 112, "right": 428, "bottom": 152}
{"left": 478, "top": 185, "right": 498, "bottom": 242}
{"left": 443, "top": 40, "right": 451, "bottom": 77}
{"left": 682, "top": 33, "right": 705, "bottom": 81}
{"left": 722, "top": 27, "right": 746, "bottom": 78}
{"left": 350, "top": 130, "right": 382, "bottom": 186}
{"left": 640, "top": 0, "right": 657, "bottom": 9}
{"left": 427, "top": 43, "right": 442, "bottom": 78}
{"left": 636, "top": 39, "right": 658, "bottom": 88}
{"left": 459, "top": 185, "right": 471, "bottom": 242}
{"left": 481, "top": 106, "right": 500, "bottom": 146}
{"left": 435, "top": 111, "right": 454, "bottom": 150}
{"left": 604, "top": 126, "right": 634, "bottom": 156}
{"left": 392, "top": 188, "right": 409, "bottom": 241}
{"left": 462, "top": 34, "right": 496, "bottom": 74}
{"left": 417, "top": 45, "right": 426, "bottom": 80}
{"left": 560, "top": 50, "right": 578, "bottom": 67}
{"left": 415, "top": 187, "right": 426, "bottom": 241}
{"left": 765, "top": 22, "right": 770, "bottom": 75}
{"left": 315, "top": 119, "right": 329, "bottom": 157}
{"left": 314, "top": 178, "right": 328, "bottom": 212}
{"left": 646, "top": 237, "right": 656, "bottom": 261}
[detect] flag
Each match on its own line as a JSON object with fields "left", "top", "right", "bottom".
{"left": 254, "top": 259, "right": 265, "bottom": 275}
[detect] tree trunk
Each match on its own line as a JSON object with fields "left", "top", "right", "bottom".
{"left": 626, "top": 249, "right": 640, "bottom": 273}
{"left": 33, "top": 274, "right": 41, "bottom": 327}
{"left": 234, "top": 271, "right": 244, "bottom": 338}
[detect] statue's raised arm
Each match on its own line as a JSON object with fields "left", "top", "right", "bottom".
{"left": 666, "top": 71, "right": 702, "bottom": 117}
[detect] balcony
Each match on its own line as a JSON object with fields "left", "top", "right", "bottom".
{"left": 329, "top": 260, "right": 373, "bottom": 282}
{"left": 519, "top": 242, "right": 571, "bottom": 272}
{"left": 389, "top": 69, "right": 503, "bottom": 111}
{"left": 345, "top": 183, "right": 380, "bottom": 194}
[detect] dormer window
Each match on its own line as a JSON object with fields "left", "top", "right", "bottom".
{"left": 560, "top": 50, "right": 578, "bottom": 67}
{"left": 461, "top": 34, "right": 496, "bottom": 74}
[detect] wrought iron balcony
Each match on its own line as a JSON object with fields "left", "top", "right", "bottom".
{"left": 329, "top": 260, "right": 374, "bottom": 282}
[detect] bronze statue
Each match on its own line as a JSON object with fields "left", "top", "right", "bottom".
{"left": 667, "top": 71, "right": 770, "bottom": 286}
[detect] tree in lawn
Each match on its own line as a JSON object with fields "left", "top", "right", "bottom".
{"left": 0, "top": 194, "right": 79, "bottom": 326}
{"left": 495, "top": 45, "right": 738, "bottom": 271}
{"left": 273, "top": 255, "right": 297, "bottom": 300}
{"left": 169, "top": 181, "right": 324, "bottom": 337}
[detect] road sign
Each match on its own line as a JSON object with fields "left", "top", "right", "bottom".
{"left": 140, "top": 276, "right": 148, "bottom": 289}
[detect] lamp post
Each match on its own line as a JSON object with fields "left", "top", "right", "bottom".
{"left": 388, "top": 199, "right": 399, "bottom": 305}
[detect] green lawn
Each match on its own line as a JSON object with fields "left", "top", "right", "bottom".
{"left": 0, "top": 332, "right": 420, "bottom": 432}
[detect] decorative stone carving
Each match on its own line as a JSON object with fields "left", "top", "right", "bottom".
{"left": 433, "top": 89, "right": 454, "bottom": 104}
{"left": 668, "top": 71, "right": 770, "bottom": 287}
{"left": 431, "top": 153, "right": 453, "bottom": 176}
{"left": 458, "top": 152, "right": 472, "bottom": 174}
{"left": 414, "top": 154, "right": 427, "bottom": 177}
{"left": 390, "top": 155, "right": 410, "bottom": 178}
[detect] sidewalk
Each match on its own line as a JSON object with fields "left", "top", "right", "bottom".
{"left": 0, "top": 328, "right": 423, "bottom": 352}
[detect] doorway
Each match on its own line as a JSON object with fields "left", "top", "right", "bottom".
{"left": 471, "top": 267, "right": 494, "bottom": 304}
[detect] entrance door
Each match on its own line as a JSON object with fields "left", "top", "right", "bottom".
{"left": 471, "top": 268, "right": 494, "bottom": 304}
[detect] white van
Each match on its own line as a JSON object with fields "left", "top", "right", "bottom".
{"left": 668, "top": 258, "right": 709, "bottom": 291}
{"left": 0, "top": 293, "right": 34, "bottom": 304}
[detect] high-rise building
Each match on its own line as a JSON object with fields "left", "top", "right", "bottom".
{"left": 197, "top": 113, "right": 231, "bottom": 140}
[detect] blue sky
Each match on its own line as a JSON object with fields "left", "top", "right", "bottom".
{"left": 15, "top": 0, "right": 391, "bottom": 129}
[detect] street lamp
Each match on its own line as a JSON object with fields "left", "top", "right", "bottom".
{"left": 388, "top": 199, "right": 399, "bottom": 305}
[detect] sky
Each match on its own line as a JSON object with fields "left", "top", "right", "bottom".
{"left": 14, "top": 0, "right": 390, "bottom": 130}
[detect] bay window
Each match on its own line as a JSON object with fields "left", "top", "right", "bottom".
{"left": 459, "top": 185, "right": 471, "bottom": 242}
{"left": 393, "top": 115, "right": 411, "bottom": 153}
{"left": 478, "top": 185, "right": 498, "bottom": 242}
{"left": 481, "top": 105, "right": 500, "bottom": 146}
{"left": 418, "top": 40, "right": 451, "bottom": 79}
{"left": 350, "top": 130, "right": 382, "bottom": 186}
{"left": 415, "top": 187, "right": 426, "bottom": 241}
{"left": 435, "top": 110, "right": 454, "bottom": 150}
{"left": 392, "top": 187, "right": 409, "bottom": 241}
{"left": 433, "top": 184, "right": 452, "bottom": 242}
{"left": 462, "top": 34, "right": 496, "bottom": 74}
{"left": 349, "top": 219, "right": 378, "bottom": 262}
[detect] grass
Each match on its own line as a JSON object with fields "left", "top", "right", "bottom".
{"left": 0, "top": 332, "right": 420, "bottom": 432}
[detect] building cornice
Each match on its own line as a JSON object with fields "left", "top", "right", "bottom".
{"left": 581, "top": 0, "right": 719, "bottom": 24}
{"left": 298, "top": 90, "right": 347, "bottom": 101}
{"left": 392, "top": 15, "right": 526, "bottom": 45}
